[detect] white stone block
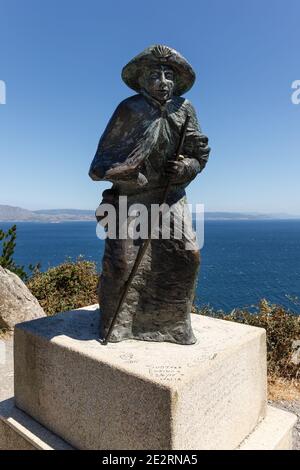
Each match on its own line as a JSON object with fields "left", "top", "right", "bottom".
{"left": 14, "top": 305, "right": 267, "bottom": 450}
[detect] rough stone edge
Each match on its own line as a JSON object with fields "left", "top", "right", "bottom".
{"left": 0, "top": 266, "right": 45, "bottom": 330}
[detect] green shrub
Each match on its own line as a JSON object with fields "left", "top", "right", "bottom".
{"left": 27, "top": 258, "right": 99, "bottom": 316}
{"left": 0, "top": 225, "right": 27, "bottom": 280}
{"left": 197, "top": 299, "right": 300, "bottom": 380}
{"left": 0, "top": 224, "right": 40, "bottom": 281}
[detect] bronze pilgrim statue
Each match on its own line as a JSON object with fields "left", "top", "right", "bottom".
{"left": 89, "top": 45, "right": 210, "bottom": 345}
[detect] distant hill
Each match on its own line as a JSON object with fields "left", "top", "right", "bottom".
{"left": 0, "top": 205, "right": 95, "bottom": 222}
{"left": 0, "top": 205, "right": 299, "bottom": 223}
{"left": 204, "top": 212, "right": 277, "bottom": 220}
{"left": 0, "top": 205, "right": 43, "bottom": 221}
{"left": 203, "top": 212, "right": 300, "bottom": 220}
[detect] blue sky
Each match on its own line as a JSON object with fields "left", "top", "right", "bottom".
{"left": 0, "top": 0, "right": 299, "bottom": 213}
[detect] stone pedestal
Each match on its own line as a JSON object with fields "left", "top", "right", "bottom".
{"left": 9, "top": 305, "right": 296, "bottom": 450}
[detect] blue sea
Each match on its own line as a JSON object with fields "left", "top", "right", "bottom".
{"left": 1, "top": 220, "right": 300, "bottom": 314}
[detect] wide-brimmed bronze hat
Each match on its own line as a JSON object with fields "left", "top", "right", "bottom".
{"left": 122, "top": 45, "right": 196, "bottom": 96}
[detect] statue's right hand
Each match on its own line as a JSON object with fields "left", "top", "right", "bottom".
{"left": 105, "top": 164, "right": 131, "bottom": 178}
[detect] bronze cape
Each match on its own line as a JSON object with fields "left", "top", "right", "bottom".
{"left": 89, "top": 92, "right": 209, "bottom": 344}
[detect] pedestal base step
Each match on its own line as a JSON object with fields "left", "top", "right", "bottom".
{"left": 0, "top": 398, "right": 73, "bottom": 450}
{"left": 0, "top": 401, "right": 295, "bottom": 450}
{"left": 239, "top": 405, "right": 297, "bottom": 450}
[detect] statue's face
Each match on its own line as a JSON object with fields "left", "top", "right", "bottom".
{"left": 142, "top": 65, "right": 175, "bottom": 103}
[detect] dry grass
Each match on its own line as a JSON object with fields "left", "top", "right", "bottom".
{"left": 0, "top": 328, "right": 12, "bottom": 340}
{"left": 268, "top": 375, "right": 300, "bottom": 401}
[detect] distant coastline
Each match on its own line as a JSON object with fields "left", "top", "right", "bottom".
{"left": 0, "top": 204, "right": 299, "bottom": 223}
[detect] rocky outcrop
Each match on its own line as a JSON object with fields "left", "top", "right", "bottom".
{"left": 0, "top": 267, "right": 45, "bottom": 330}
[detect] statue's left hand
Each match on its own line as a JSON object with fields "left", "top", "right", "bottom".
{"left": 165, "top": 156, "right": 199, "bottom": 184}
